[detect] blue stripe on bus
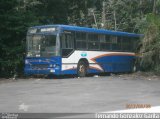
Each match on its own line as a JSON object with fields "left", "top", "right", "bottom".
{"left": 62, "top": 69, "right": 77, "bottom": 75}
{"left": 94, "top": 55, "right": 135, "bottom": 72}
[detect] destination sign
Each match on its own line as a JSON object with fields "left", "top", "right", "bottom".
{"left": 28, "top": 27, "right": 57, "bottom": 34}
{"left": 28, "top": 28, "right": 37, "bottom": 34}
{"left": 40, "top": 28, "right": 56, "bottom": 32}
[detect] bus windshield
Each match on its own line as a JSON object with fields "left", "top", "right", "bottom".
{"left": 26, "top": 34, "right": 58, "bottom": 57}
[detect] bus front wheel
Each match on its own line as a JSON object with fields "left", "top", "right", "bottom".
{"left": 77, "top": 61, "right": 87, "bottom": 77}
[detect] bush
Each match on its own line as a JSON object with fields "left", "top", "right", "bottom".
{"left": 140, "top": 14, "right": 160, "bottom": 73}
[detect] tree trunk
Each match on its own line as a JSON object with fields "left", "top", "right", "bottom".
{"left": 139, "top": 0, "right": 143, "bottom": 18}
{"left": 153, "top": 0, "right": 157, "bottom": 14}
{"left": 102, "top": 1, "right": 106, "bottom": 28}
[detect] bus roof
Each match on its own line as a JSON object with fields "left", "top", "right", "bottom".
{"left": 31, "top": 24, "right": 143, "bottom": 37}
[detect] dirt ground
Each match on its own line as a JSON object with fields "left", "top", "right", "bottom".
{"left": 0, "top": 72, "right": 160, "bottom": 84}
{"left": 116, "top": 71, "right": 160, "bottom": 80}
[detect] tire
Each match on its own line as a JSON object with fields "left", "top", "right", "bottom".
{"left": 77, "top": 61, "right": 87, "bottom": 77}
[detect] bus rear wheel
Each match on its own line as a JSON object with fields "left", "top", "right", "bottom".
{"left": 77, "top": 61, "right": 87, "bottom": 77}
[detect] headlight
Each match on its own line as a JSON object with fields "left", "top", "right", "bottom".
{"left": 50, "top": 64, "right": 59, "bottom": 68}
{"left": 25, "top": 60, "right": 29, "bottom": 64}
{"left": 54, "top": 64, "right": 60, "bottom": 69}
{"left": 53, "top": 64, "right": 57, "bottom": 67}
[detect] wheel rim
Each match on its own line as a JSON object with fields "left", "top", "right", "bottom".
{"left": 80, "top": 65, "right": 85, "bottom": 72}
{"left": 78, "top": 64, "right": 86, "bottom": 77}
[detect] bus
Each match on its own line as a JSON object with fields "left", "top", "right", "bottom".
{"left": 24, "top": 25, "right": 143, "bottom": 77}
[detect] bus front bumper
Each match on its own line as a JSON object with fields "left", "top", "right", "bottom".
{"left": 24, "top": 68, "right": 61, "bottom": 75}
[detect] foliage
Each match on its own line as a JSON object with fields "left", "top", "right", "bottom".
{"left": 140, "top": 14, "right": 160, "bottom": 74}
{"left": 0, "top": 0, "right": 39, "bottom": 77}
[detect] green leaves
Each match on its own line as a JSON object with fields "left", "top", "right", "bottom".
{"left": 0, "top": 0, "right": 39, "bottom": 77}
{"left": 140, "top": 13, "right": 160, "bottom": 73}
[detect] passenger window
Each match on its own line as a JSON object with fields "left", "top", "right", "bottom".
{"left": 121, "top": 37, "right": 132, "bottom": 52}
{"left": 88, "top": 33, "right": 99, "bottom": 50}
{"left": 111, "top": 36, "right": 117, "bottom": 44}
{"left": 110, "top": 36, "right": 121, "bottom": 51}
{"left": 76, "top": 32, "right": 87, "bottom": 49}
{"left": 100, "top": 35, "right": 111, "bottom": 50}
{"left": 61, "top": 32, "right": 74, "bottom": 57}
{"left": 62, "top": 33, "right": 74, "bottom": 49}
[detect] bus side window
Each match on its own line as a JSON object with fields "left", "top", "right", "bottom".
{"left": 132, "top": 37, "right": 139, "bottom": 52}
{"left": 88, "top": 33, "right": 99, "bottom": 50}
{"left": 76, "top": 32, "right": 87, "bottom": 50}
{"left": 111, "top": 36, "right": 121, "bottom": 51}
{"left": 61, "top": 32, "right": 74, "bottom": 57}
{"left": 121, "top": 36, "right": 131, "bottom": 52}
{"left": 100, "top": 34, "right": 111, "bottom": 51}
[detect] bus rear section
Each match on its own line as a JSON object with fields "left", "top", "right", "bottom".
{"left": 88, "top": 51, "right": 136, "bottom": 73}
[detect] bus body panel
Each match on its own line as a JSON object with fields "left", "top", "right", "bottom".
{"left": 61, "top": 51, "right": 135, "bottom": 74}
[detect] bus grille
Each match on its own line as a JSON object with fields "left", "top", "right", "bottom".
{"left": 32, "top": 64, "right": 49, "bottom": 69}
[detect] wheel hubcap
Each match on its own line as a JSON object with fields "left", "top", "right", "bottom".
{"left": 79, "top": 65, "right": 85, "bottom": 73}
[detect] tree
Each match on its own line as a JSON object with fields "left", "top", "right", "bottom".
{"left": 0, "top": 0, "right": 39, "bottom": 77}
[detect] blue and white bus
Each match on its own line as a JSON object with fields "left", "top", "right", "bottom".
{"left": 24, "top": 25, "right": 143, "bottom": 77}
